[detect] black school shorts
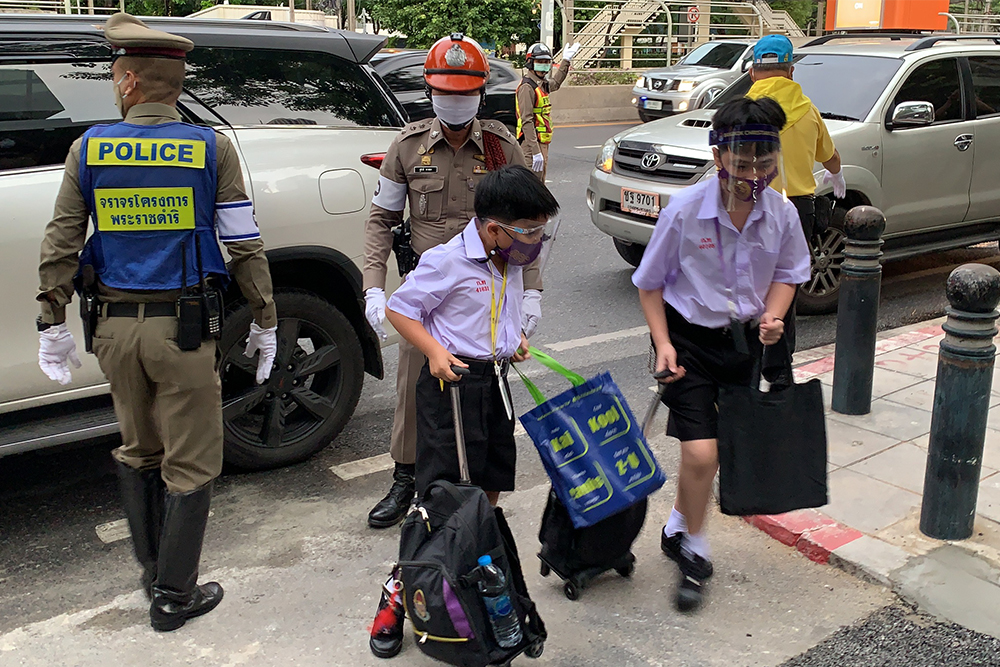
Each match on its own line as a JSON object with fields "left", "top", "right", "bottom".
{"left": 660, "top": 305, "right": 760, "bottom": 442}
{"left": 414, "top": 359, "right": 516, "bottom": 495}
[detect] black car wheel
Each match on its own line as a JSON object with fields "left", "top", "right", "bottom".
{"left": 218, "top": 289, "right": 364, "bottom": 470}
{"left": 798, "top": 225, "right": 847, "bottom": 315}
{"left": 614, "top": 238, "right": 646, "bottom": 268}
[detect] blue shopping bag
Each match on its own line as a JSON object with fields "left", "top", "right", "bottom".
{"left": 516, "top": 349, "right": 666, "bottom": 529}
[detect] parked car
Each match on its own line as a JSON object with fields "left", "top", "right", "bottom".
{"left": 631, "top": 39, "right": 754, "bottom": 122}
{"left": 371, "top": 49, "right": 520, "bottom": 133}
{"left": 0, "top": 15, "right": 408, "bottom": 468}
{"left": 591, "top": 33, "right": 1000, "bottom": 313}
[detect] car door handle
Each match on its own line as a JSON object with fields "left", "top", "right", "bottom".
{"left": 955, "top": 134, "right": 974, "bottom": 151}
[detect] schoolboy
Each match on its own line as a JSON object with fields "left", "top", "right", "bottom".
{"left": 632, "top": 97, "right": 810, "bottom": 613}
{"left": 369, "top": 164, "right": 560, "bottom": 659}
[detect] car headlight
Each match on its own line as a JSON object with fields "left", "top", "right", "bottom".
{"left": 636, "top": 76, "right": 646, "bottom": 88}
{"left": 677, "top": 80, "right": 696, "bottom": 93}
{"left": 596, "top": 137, "right": 618, "bottom": 173}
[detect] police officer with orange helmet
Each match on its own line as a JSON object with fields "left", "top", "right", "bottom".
{"left": 363, "top": 35, "right": 541, "bottom": 531}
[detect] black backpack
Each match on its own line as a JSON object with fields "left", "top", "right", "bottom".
{"left": 398, "top": 480, "right": 545, "bottom": 667}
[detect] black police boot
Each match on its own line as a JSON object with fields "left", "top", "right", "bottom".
{"left": 369, "top": 572, "right": 405, "bottom": 659}
{"left": 149, "top": 483, "right": 224, "bottom": 632}
{"left": 115, "top": 461, "right": 165, "bottom": 599}
{"left": 367, "top": 463, "right": 415, "bottom": 529}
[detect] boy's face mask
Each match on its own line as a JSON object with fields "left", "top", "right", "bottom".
{"left": 717, "top": 165, "right": 778, "bottom": 202}
{"left": 484, "top": 218, "right": 558, "bottom": 266}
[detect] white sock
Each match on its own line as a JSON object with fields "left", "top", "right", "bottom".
{"left": 683, "top": 531, "right": 711, "bottom": 561}
{"left": 663, "top": 507, "right": 687, "bottom": 538}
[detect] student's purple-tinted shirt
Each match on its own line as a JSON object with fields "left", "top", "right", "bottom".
{"left": 632, "top": 176, "right": 810, "bottom": 329}
{"left": 388, "top": 219, "right": 523, "bottom": 360}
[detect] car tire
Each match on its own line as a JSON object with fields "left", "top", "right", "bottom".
{"left": 218, "top": 289, "right": 365, "bottom": 470}
{"left": 614, "top": 238, "right": 646, "bottom": 268}
{"left": 797, "top": 216, "right": 847, "bottom": 315}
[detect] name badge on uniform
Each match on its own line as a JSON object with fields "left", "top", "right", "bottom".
{"left": 414, "top": 166, "right": 438, "bottom": 174}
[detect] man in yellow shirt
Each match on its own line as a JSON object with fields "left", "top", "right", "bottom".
{"left": 747, "top": 35, "right": 844, "bottom": 352}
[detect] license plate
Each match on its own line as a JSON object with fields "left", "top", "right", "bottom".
{"left": 621, "top": 188, "right": 660, "bottom": 218}
{"left": 644, "top": 99, "right": 663, "bottom": 110}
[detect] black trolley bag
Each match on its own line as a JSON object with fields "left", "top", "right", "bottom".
{"left": 537, "top": 489, "right": 645, "bottom": 600}
{"left": 397, "top": 367, "right": 545, "bottom": 667}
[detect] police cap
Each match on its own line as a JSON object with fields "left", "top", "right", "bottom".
{"left": 105, "top": 13, "right": 194, "bottom": 62}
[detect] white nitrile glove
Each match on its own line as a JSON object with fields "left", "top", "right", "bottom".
{"left": 531, "top": 153, "right": 545, "bottom": 172}
{"left": 38, "top": 323, "right": 82, "bottom": 386}
{"left": 823, "top": 169, "right": 846, "bottom": 199}
{"left": 563, "top": 42, "right": 582, "bottom": 60}
{"left": 244, "top": 322, "right": 278, "bottom": 385}
{"left": 521, "top": 289, "right": 542, "bottom": 339}
{"left": 365, "top": 287, "right": 388, "bottom": 341}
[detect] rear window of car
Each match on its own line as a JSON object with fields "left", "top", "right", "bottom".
{"left": 184, "top": 47, "right": 402, "bottom": 128}
{"left": 712, "top": 54, "right": 903, "bottom": 122}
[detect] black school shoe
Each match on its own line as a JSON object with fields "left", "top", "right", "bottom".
{"left": 369, "top": 579, "right": 405, "bottom": 658}
{"left": 675, "top": 552, "right": 714, "bottom": 613}
{"left": 660, "top": 531, "right": 714, "bottom": 579}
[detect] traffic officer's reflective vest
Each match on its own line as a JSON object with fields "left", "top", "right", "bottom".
{"left": 77, "top": 121, "right": 228, "bottom": 291}
{"left": 516, "top": 78, "right": 553, "bottom": 145}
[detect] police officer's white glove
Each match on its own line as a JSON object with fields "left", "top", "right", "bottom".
{"left": 38, "top": 323, "right": 82, "bottom": 386}
{"left": 531, "top": 153, "right": 545, "bottom": 172}
{"left": 823, "top": 169, "right": 846, "bottom": 199}
{"left": 563, "top": 42, "right": 582, "bottom": 60}
{"left": 521, "top": 289, "right": 542, "bottom": 339}
{"left": 244, "top": 322, "right": 278, "bottom": 385}
{"left": 364, "top": 287, "right": 388, "bottom": 341}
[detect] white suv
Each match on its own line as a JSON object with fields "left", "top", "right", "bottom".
{"left": 590, "top": 33, "right": 1000, "bottom": 313}
{"left": 1, "top": 16, "right": 406, "bottom": 468}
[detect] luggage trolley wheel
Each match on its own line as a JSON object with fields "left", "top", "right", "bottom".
{"left": 563, "top": 579, "right": 581, "bottom": 600}
{"left": 525, "top": 640, "right": 545, "bottom": 659}
{"left": 615, "top": 553, "right": 636, "bottom": 578}
{"left": 539, "top": 561, "right": 551, "bottom": 577}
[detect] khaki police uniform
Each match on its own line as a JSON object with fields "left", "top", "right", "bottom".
{"left": 363, "top": 116, "right": 533, "bottom": 466}
{"left": 516, "top": 61, "right": 569, "bottom": 183}
{"left": 37, "top": 102, "right": 276, "bottom": 493}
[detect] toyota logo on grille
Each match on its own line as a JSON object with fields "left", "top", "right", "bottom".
{"left": 640, "top": 153, "right": 661, "bottom": 170}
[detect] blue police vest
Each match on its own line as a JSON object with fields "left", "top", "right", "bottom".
{"left": 78, "top": 121, "right": 228, "bottom": 291}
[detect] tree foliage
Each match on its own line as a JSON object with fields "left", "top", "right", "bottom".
{"left": 370, "top": 0, "right": 538, "bottom": 49}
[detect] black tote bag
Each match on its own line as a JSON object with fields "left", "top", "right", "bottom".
{"left": 716, "top": 338, "right": 828, "bottom": 516}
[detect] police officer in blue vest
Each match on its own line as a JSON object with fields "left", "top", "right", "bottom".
{"left": 36, "top": 14, "right": 277, "bottom": 632}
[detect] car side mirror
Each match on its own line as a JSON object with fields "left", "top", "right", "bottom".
{"left": 891, "top": 101, "right": 935, "bottom": 127}
{"left": 742, "top": 59, "right": 752, "bottom": 73}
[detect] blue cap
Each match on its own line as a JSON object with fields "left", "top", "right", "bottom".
{"left": 478, "top": 555, "right": 492, "bottom": 567}
{"left": 754, "top": 34, "right": 793, "bottom": 65}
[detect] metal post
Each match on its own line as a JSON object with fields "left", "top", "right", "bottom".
{"left": 920, "top": 264, "right": 1000, "bottom": 540}
{"left": 348, "top": 0, "right": 356, "bottom": 31}
{"left": 288, "top": 0, "right": 295, "bottom": 23}
{"left": 541, "top": 0, "right": 555, "bottom": 50}
{"left": 831, "top": 206, "right": 885, "bottom": 416}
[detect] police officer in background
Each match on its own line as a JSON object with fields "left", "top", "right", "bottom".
{"left": 36, "top": 14, "right": 277, "bottom": 632}
{"left": 516, "top": 41, "right": 582, "bottom": 181}
{"left": 363, "top": 33, "right": 542, "bottom": 533}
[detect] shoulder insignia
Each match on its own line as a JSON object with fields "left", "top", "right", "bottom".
{"left": 400, "top": 119, "right": 433, "bottom": 140}
{"left": 482, "top": 120, "right": 517, "bottom": 143}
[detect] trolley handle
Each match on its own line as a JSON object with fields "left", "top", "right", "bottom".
{"left": 448, "top": 365, "right": 472, "bottom": 483}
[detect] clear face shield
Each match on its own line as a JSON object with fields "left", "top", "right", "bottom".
{"left": 485, "top": 217, "right": 560, "bottom": 269}
{"left": 708, "top": 125, "right": 784, "bottom": 212}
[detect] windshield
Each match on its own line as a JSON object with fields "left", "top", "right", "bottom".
{"left": 710, "top": 54, "right": 903, "bottom": 121}
{"left": 677, "top": 42, "right": 747, "bottom": 69}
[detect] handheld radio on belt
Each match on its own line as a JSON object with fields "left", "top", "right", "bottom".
{"left": 177, "top": 240, "right": 203, "bottom": 351}
{"left": 196, "top": 235, "right": 223, "bottom": 338}
{"left": 79, "top": 264, "right": 99, "bottom": 354}
{"left": 391, "top": 218, "right": 419, "bottom": 277}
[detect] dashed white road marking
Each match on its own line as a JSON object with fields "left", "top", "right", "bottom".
{"left": 329, "top": 453, "right": 394, "bottom": 481}
{"left": 574, "top": 144, "right": 602, "bottom": 149}
{"left": 545, "top": 325, "right": 648, "bottom": 352}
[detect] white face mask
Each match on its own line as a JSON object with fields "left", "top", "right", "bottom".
{"left": 432, "top": 94, "right": 480, "bottom": 128}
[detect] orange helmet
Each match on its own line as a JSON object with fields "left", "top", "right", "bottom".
{"left": 424, "top": 33, "right": 490, "bottom": 93}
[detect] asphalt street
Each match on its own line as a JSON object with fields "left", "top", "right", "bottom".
{"left": 3, "top": 121, "right": 1000, "bottom": 665}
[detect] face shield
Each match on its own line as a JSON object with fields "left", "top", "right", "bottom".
{"left": 708, "top": 125, "right": 784, "bottom": 212}
{"left": 485, "top": 217, "right": 560, "bottom": 268}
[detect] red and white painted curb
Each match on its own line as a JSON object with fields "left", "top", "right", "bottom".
{"left": 744, "top": 322, "right": 946, "bottom": 563}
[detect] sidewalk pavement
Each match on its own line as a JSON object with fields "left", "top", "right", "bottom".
{"left": 745, "top": 317, "right": 1000, "bottom": 640}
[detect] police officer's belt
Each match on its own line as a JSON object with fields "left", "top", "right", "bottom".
{"left": 105, "top": 302, "right": 176, "bottom": 318}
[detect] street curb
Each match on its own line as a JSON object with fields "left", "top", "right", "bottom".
{"left": 743, "top": 511, "right": 863, "bottom": 565}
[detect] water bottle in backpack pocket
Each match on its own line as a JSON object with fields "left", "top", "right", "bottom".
{"left": 475, "top": 555, "right": 522, "bottom": 649}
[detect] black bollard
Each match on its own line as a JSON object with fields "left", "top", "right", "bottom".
{"left": 832, "top": 206, "right": 885, "bottom": 416}
{"left": 920, "top": 264, "right": 1000, "bottom": 540}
